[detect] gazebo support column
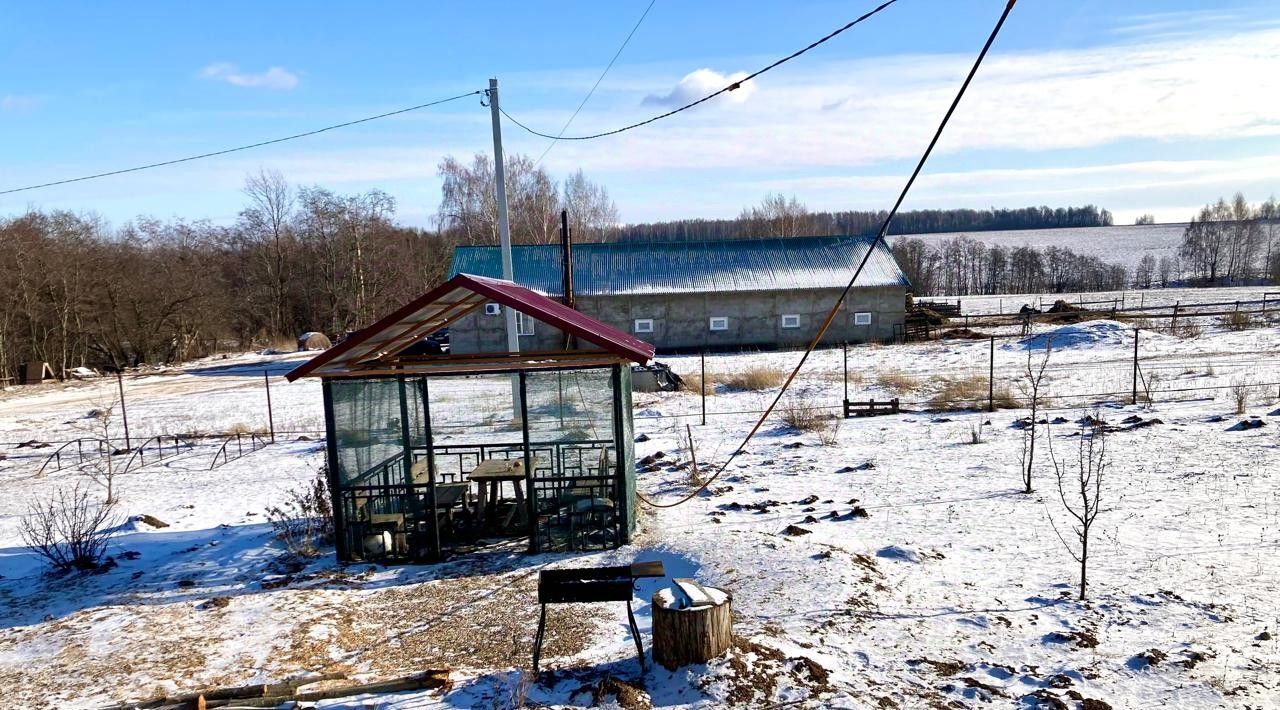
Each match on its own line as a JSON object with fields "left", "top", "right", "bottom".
{"left": 321, "top": 379, "right": 350, "bottom": 561}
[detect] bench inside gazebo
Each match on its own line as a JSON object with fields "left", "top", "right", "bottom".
{"left": 286, "top": 273, "right": 655, "bottom": 563}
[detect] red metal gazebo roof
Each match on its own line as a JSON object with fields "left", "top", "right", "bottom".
{"left": 286, "top": 273, "right": 655, "bottom": 381}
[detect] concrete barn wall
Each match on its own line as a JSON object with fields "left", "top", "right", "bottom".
{"left": 450, "top": 287, "right": 907, "bottom": 355}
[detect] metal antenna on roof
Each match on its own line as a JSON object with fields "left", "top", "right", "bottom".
{"left": 489, "top": 77, "right": 524, "bottom": 415}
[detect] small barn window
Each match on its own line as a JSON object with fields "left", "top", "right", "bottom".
{"left": 853, "top": 312, "right": 873, "bottom": 326}
{"left": 634, "top": 318, "right": 654, "bottom": 333}
{"left": 780, "top": 314, "right": 800, "bottom": 329}
{"left": 709, "top": 316, "right": 729, "bottom": 331}
{"left": 516, "top": 312, "right": 536, "bottom": 336}
{"left": 484, "top": 303, "right": 501, "bottom": 316}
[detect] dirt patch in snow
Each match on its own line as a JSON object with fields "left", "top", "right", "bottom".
{"left": 708, "top": 637, "right": 831, "bottom": 706}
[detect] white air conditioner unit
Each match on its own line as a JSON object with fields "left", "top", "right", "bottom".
{"left": 484, "top": 303, "right": 501, "bottom": 316}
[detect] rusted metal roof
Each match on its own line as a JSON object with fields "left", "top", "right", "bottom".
{"left": 285, "top": 274, "right": 654, "bottom": 380}
{"left": 448, "top": 235, "right": 910, "bottom": 296}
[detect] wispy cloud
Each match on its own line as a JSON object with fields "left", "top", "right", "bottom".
{"left": 642, "top": 68, "right": 755, "bottom": 107}
{"left": 1, "top": 95, "right": 41, "bottom": 112}
{"left": 199, "top": 62, "right": 299, "bottom": 90}
{"left": 521, "top": 26, "right": 1280, "bottom": 176}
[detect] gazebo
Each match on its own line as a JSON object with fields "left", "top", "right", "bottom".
{"left": 286, "top": 273, "right": 655, "bottom": 563}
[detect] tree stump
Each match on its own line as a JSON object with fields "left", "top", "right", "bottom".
{"left": 651, "top": 583, "right": 733, "bottom": 669}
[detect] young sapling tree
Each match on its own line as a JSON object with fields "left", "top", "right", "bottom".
{"left": 77, "top": 396, "right": 122, "bottom": 504}
{"left": 1018, "top": 340, "right": 1052, "bottom": 494}
{"left": 1046, "top": 414, "right": 1110, "bottom": 600}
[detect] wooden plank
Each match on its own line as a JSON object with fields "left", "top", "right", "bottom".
{"left": 673, "top": 577, "right": 715, "bottom": 608}
{"left": 630, "top": 560, "right": 666, "bottom": 578}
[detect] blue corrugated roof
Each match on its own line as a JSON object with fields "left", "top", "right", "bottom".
{"left": 447, "top": 235, "right": 910, "bottom": 296}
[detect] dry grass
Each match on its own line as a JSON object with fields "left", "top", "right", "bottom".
{"left": 682, "top": 372, "right": 719, "bottom": 397}
{"left": 1230, "top": 377, "right": 1252, "bottom": 415}
{"left": 1225, "top": 311, "right": 1253, "bottom": 331}
{"left": 876, "top": 369, "right": 920, "bottom": 392}
{"left": 929, "top": 375, "right": 1016, "bottom": 411}
{"left": 779, "top": 395, "right": 826, "bottom": 432}
{"left": 266, "top": 335, "right": 299, "bottom": 353}
{"left": 1170, "top": 321, "right": 1203, "bottom": 339}
{"left": 720, "top": 365, "right": 787, "bottom": 392}
{"left": 816, "top": 418, "right": 841, "bottom": 446}
{"left": 967, "top": 421, "right": 983, "bottom": 445}
{"left": 777, "top": 394, "right": 842, "bottom": 445}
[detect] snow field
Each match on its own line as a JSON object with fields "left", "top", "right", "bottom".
{"left": 0, "top": 317, "right": 1277, "bottom": 708}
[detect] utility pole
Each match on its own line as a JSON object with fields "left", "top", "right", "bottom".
{"left": 488, "top": 77, "right": 522, "bottom": 415}
{"left": 488, "top": 78, "right": 520, "bottom": 356}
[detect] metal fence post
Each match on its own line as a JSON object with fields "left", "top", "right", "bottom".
{"left": 1131, "top": 328, "right": 1140, "bottom": 405}
{"left": 842, "top": 342, "right": 849, "bottom": 406}
{"left": 700, "top": 351, "right": 707, "bottom": 426}
{"left": 116, "top": 371, "right": 131, "bottom": 451}
{"left": 988, "top": 336, "right": 995, "bottom": 412}
{"left": 264, "top": 369, "right": 276, "bottom": 443}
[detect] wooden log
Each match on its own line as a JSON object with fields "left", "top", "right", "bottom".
{"left": 652, "top": 584, "right": 733, "bottom": 670}
{"left": 102, "top": 672, "right": 349, "bottom": 709}
{"left": 200, "top": 670, "right": 450, "bottom": 708}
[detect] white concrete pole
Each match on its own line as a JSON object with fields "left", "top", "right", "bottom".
{"left": 488, "top": 78, "right": 523, "bottom": 420}
{"left": 488, "top": 77, "right": 520, "bottom": 356}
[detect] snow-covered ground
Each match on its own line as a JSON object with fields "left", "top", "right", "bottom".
{"left": 1, "top": 314, "right": 1278, "bottom": 709}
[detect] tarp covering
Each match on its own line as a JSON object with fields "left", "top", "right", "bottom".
{"left": 449, "top": 235, "right": 911, "bottom": 296}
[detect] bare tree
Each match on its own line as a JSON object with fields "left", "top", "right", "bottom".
{"left": 1260, "top": 196, "right": 1279, "bottom": 284}
{"left": 1133, "top": 254, "right": 1156, "bottom": 289}
{"left": 436, "top": 152, "right": 560, "bottom": 245}
{"left": 1018, "top": 340, "right": 1052, "bottom": 494}
{"left": 1157, "top": 255, "right": 1178, "bottom": 287}
{"left": 1134, "top": 214, "right": 1155, "bottom": 225}
{"left": 239, "top": 170, "right": 295, "bottom": 338}
{"left": 563, "top": 169, "right": 620, "bottom": 242}
{"left": 1046, "top": 415, "right": 1109, "bottom": 600}
{"left": 77, "top": 397, "right": 122, "bottom": 503}
{"left": 738, "top": 193, "right": 815, "bottom": 238}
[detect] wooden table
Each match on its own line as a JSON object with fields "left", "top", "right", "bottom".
{"left": 469, "top": 458, "right": 527, "bottom": 530}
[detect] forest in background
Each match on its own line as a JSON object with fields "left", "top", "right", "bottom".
{"left": 4, "top": 150, "right": 1271, "bottom": 375}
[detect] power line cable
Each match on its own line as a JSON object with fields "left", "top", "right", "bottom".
{"left": 533, "top": 0, "right": 657, "bottom": 168}
{"left": 501, "top": 0, "right": 900, "bottom": 141}
{"left": 0, "top": 90, "right": 482, "bottom": 196}
{"left": 638, "top": 0, "right": 1019, "bottom": 509}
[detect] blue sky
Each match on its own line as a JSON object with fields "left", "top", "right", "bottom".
{"left": 3, "top": 0, "right": 1280, "bottom": 228}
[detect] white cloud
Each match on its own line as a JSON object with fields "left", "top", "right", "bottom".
{"left": 507, "top": 27, "right": 1274, "bottom": 177}
{"left": 1, "top": 95, "right": 41, "bottom": 112}
{"left": 199, "top": 62, "right": 299, "bottom": 90}
{"left": 642, "top": 68, "right": 756, "bottom": 107}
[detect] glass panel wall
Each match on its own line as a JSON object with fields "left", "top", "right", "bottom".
{"left": 329, "top": 377, "right": 410, "bottom": 560}
{"left": 322, "top": 365, "right": 633, "bottom": 563}
{"left": 523, "top": 367, "right": 619, "bottom": 551}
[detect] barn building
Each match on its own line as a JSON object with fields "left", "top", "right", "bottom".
{"left": 446, "top": 235, "right": 911, "bottom": 353}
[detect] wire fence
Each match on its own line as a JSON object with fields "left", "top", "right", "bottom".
{"left": 660, "top": 316, "right": 1280, "bottom": 424}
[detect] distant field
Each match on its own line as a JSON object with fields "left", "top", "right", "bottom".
{"left": 890, "top": 223, "right": 1186, "bottom": 271}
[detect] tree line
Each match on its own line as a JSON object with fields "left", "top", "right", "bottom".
{"left": 1178, "top": 193, "right": 1280, "bottom": 285}
{"left": 0, "top": 172, "right": 451, "bottom": 378}
{"left": 0, "top": 156, "right": 622, "bottom": 377}
{"left": 615, "top": 197, "right": 1114, "bottom": 242}
{"left": 10, "top": 145, "right": 1266, "bottom": 376}
{"left": 891, "top": 235, "right": 1136, "bottom": 297}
